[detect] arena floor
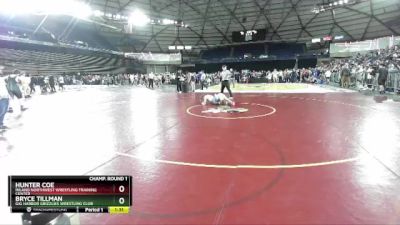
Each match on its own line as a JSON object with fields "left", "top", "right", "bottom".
{"left": 1, "top": 85, "right": 400, "bottom": 224}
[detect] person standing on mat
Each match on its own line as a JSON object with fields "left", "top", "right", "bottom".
{"left": 220, "top": 65, "right": 233, "bottom": 98}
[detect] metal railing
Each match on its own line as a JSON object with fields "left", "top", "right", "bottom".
{"left": 329, "top": 69, "right": 399, "bottom": 93}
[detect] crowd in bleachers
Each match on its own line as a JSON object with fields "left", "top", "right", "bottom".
{"left": 1, "top": 45, "right": 399, "bottom": 93}
{"left": 318, "top": 45, "right": 399, "bottom": 92}
{"left": 193, "top": 45, "right": 400, "bottom": 93}
{"left": 67, "top": 73, "right": 176, "bottom": 87}
{"left": 8, "top": 43, "right": 397, "bottom": 95}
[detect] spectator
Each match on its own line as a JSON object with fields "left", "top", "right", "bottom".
{"left": 58, "top": 76, "right": 65, "bottom": 90}
{"left": 6, "top": 70, "right": 26, "bottom": 112}
{"left": 229, "top": 68, "right": 235, "bottom": 88}
{"left": 272, "top": 69, "right": 278, "bottom": 83}
{"left": 148, "top": 72, "right": 154, "bottom": 89}
{"left": 235, "top": 70, "right": 240, "bottom": 83}
{"left": 19, "top": 73, "right": 31, "bottom": 98}
{"left": 340, "top": 64, "right": 351, "bottom": 88}
{"left": 49, "top": 75, "right": 56, "bottom": 92}
{"left": 0, "top": 67, "right": 9, "bottom": 130}
{"left": 378, "top": 63, "right": 388, "bottom": 94}
{"left": 200, "top": 71, "right": 207, "bottom": 90}
{"left": 29, "top": 75, "right": 36, "bottom": 94}
{"left": 325, "top": 68, "right": 331, "bottom": 84}
{"left": 190, "top": 73, "right": 196, "bottom": 92}
{"left": 176, "top": 70, "right": 183, "bottom": 93}
{"left": 366, "top": 66, "right": 373, "bottom": 88}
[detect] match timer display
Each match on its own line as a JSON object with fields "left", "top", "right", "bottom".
{"left": 8, "top": 176, "right": 132, "bottom": 214}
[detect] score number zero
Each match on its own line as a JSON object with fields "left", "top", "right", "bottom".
{"left": 118, "top": 185, "right": 126, "bottom": 205}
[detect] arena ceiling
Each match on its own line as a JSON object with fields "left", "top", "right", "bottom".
{"left": 88, "top": 0, "right": 400, "bottom": 52}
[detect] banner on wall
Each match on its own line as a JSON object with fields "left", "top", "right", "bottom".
{"left": 330, "top": 36, "right": 400, "bottom": 57}
{"left": 124, "top": 52, "right": 182, "bottom": 65}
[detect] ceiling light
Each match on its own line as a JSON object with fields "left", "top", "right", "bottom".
{"left": 334, "top": 35, "right": 344, "bottom": 40}
{"left": 162, "top": 19, "right": 174, "bottom": 25}
{"left": 128, "top": 9, "right": 150, "bottom": 26}
{"left": 312, "top": 38, "right": 321, "bottom": 43}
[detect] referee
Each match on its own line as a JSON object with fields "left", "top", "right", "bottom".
{"left": 220, "top": 65, "right": 233, "bottom": 98}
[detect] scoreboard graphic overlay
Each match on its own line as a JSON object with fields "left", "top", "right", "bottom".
{"left": 8, "top": 176, "right": 132, "bottom": 214}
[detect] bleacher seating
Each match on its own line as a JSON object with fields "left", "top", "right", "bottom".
{"left": 233, "top": 44, "right": 265, "bottom": 58}
{"left": 201, "top": 47, "right": 231, "bottom": 60}
{"left": 200, "top": 42, "right": 306, "bottom": 62}
{"left": 268, "top": 43, "right": 305, "bottom": 58}
{"left": 0, "top": 47, "right": 128, "bottom": 74}
{"left": 0, "top": 15, "right": 116, "bottom": 50}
